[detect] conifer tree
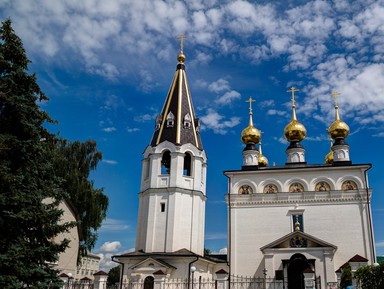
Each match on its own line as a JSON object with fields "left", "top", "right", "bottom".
{"left": 0, "top": 19, "right": 74, "bottom": 288}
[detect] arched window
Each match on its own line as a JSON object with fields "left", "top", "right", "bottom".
{"left": 183, "top": 152, "right": 192, "bottom": 176}
{"left": 144, "top": 276, "right": 154, "bottom": 289}
{"left": 161, "top": 151, "right": 171, "bottom": 175}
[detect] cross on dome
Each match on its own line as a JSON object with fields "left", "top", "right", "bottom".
{"left": 287, "top": 86, "right": 299, "bottom": 107}
{"left": 332, "top": 90, "right": 340, "bottom": 108}
{"left": 177, "top": 34, "right": 187, "bottom": 53}
{"left": 245, "top": 96, "right": 256, "bottom": 114}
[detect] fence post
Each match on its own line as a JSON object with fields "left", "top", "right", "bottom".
{"left": 303, "top": 269, "right": 315, "bottom": 289}
{"left": 153, "top": 270, "right": 167, "bottom": 289}
{"left": 94, "top": 270, "right": 108, "bottom": 289}
{"left": 215, "top": 270, "right": 229, "bottom": 289}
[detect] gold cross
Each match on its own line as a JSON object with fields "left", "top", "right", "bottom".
{"left": 177, "top": 34, "right": 187, "bottom": 53}
{"left": 287, "top": 86, "right": 299, "bottom": 106}
{"left": 332, "top": 90, "right": 340, "bottom": 107}
{"left": 246, "top": 97, "right": 256, "bottom": 113}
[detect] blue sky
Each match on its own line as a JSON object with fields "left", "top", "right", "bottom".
{"left": 1, "top": 0, "right": 384, "bottom": 270}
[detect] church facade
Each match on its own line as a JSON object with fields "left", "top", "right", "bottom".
{"left": 113, "top": 47, "right": 376, "bottom": 289}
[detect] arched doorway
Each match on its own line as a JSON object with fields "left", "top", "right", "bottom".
{"left": 287, "top": 254, "right": 311, "bottom": 289}
{"left": 144, "top": 276, "right": 154, "bottom": 289}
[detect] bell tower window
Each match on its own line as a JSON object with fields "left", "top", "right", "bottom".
{"left": 166, "top": 112, "right": 175, "bottom": 128}
{"left": 183, "top": 152, "right": 192, "bottom": 176}
{"left": 161, "top": 151, "right": 171, "bottom": 175}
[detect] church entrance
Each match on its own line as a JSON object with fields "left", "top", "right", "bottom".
{"left": 287, "top": 253, "right": 311, "bottom": 289}
{"left": 144, "top": 276, "right": 154, "bottom": 289}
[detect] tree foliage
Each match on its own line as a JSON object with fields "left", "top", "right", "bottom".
{"left": 355, "top": 262, "right": 384, "bottom": 289}
{"left": 107, "top": 266, "right": 121, "bottom": 287}
{"left": 340, "top": 265, "right": 352, "bottom": 289}
{"left": 54, "top": 139, "right": 108, "bottom": 256}
{"left": 0, "top": 19, "right": 74, "bottom": 288}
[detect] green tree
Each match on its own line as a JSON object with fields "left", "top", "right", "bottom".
{"left": 340, "top": 265, "right": 352, "bottom": 289}
{"left": 107, "top": 266, "right": 121, "bottom": 287}
{"left": 355, "top": 262, "right": 384, "bottom": 289}
{"left": 54, "top": 139, "right": 109, "bottom": 256}
{"left": 0, "top": 19, "right": 74, "bottom": 288}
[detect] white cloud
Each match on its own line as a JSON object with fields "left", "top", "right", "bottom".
{"left": 218, "top": 248, "right": 227, "bottom": 254}
{"left": 216, "top": 90, "right": 241, "bottom": 105}
{"left": 208, "top": 78, "right": 230, "bottom": 93}
{"left": 134, "top": 113, "right": 156, "bottom": 123}
{"left": 103, "top": 127, "right": 116, "bottom": 132}
{"left": 376, "top": 240, "right": 384, "bottom": 248}
{"left": 99, "top": 218, "right": 129, "bottom": 232}
{"left": 127, "top": 127, "right": 140, "bottom": 133}
{"left": 200, "top": 109, "right": 240, "bottom": 135}
{"left": 99, "top": 241, "right": 122, "bottom": 253}
{"left": 102, "top": 159, "right": 118, "bottom": 165}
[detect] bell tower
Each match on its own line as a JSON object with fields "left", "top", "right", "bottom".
{"left": 135, "top": 39, "right": 207, "bottom": 255}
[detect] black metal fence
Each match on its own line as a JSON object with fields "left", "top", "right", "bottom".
{"left": 65, "top": 275, "right": 325, "bottom": 289}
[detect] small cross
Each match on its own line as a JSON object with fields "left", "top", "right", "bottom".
{"left": 287, "top": 86, "right": 299, "bottom": 106}
{"left": 177, "top": 34, "right": 187, "bottom": 53}
{"left": 332, "top": 90, "right": 340, "bottom": 107}
{"left": 245, "top": 97, "right": 256, "bottom": 113}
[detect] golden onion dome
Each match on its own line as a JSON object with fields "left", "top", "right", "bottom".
{"left": 284, "top": 86, "right": 306, "bottom": 142}
{"left": 241, "top": 97, "right": 261, "bottom": 145}
{"left": 328, "top": 90, "right": 349, "bottom": 139}
{"left": 325, "top": 150, "right": 334, "bottom": 164}
{"left": 241, "top": 123, "right": 261, "bottom": 145}
{"left": 325, "top": 139, "right": 334, "bottom": 164}
{"left": 284, "top": 119, "right": 307, "bottom": 142}
{"left": 258, "top": 143, "right": 268, "bottom": 167}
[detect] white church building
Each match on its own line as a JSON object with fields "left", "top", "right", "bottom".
{"left": 112, "top": 46, "right": 376, "bottom": 289}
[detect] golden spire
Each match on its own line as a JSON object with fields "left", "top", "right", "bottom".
{"left": 177, "top": 34, "right": 187, "bottom": 63}
{"left": 258, "top": 141, "right": 269, "bottom": 167}
{"left": 327, "top": 91, "right": 350, "bottom": 139}
{"left": 325, "top": 138, "right": 334, "bottom": 164}
{"left": 284, "top": 86, "right": 307, "bottom": 142}
{"left": 241, "top": 97, "right": 261, "bottom": 145}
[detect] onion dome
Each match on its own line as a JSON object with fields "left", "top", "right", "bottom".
{"left": 284, "top": 87, "right": 307, "bottom": 142}
{"left": 328, "top": 91, "right": 349, "bottom": 139}
{"left": 258, "top": 142, "right": 269, "bottom": 167}
{"left": 324, "top": 139, "right": 334, "bottom": 164}
{"left": 241, "top": 97, "right": 261, "bottom": 145}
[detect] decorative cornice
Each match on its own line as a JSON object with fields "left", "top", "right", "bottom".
{"left": 226, "top": 190, "right": 369, "bottom": 207}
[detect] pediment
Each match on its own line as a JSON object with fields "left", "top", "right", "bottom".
{"left": 129, "top": 257, "right": 176, "bottom": 272}
{"left": 261, "top": 231, "right": 337, "bottom": 251}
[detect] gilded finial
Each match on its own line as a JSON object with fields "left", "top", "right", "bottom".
{"left": 241, "top": 96, "right": 261, "bottom": 145}
{"left": 258, "top": 141, "right": 269, "bottom": 167}
{"left": 176, "top": 34, "right": 187, "bottom": 63}
{"left": 245, "top": 97, "right": 256, "bottom": 126}
{"left": 177, "top": 34, "right": 187, "bottom": 53}
{"left": 295, "top": 215, "right": 301, "bottom": 231}
{"left": 287, "top": 86, "right": 299, "bottom": 120}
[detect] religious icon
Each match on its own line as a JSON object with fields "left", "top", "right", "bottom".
{"left": 289, "top": 183, "right": 304, "bottom": 192}
{"left": 239, "top": 185, "right": 253, "bottom": 194}
{"left": 342, "top": 180, "right": 357, "bottom": 190}
{"left": 263, "top": 184, "right": 278, "bottom": 194}
{"left": 315, "top": 182, "right": 330, "bottom": 192}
